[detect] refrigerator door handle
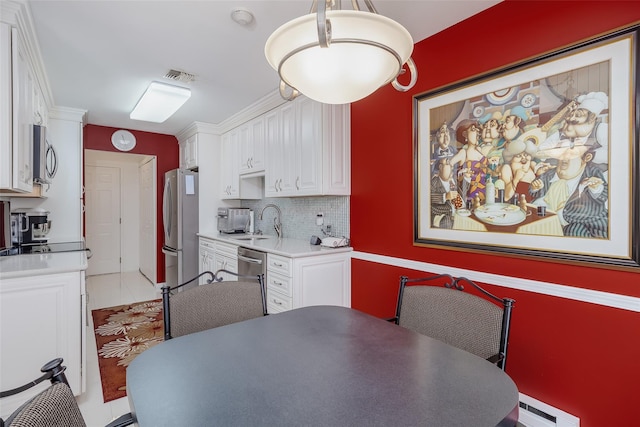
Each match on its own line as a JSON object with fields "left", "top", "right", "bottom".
{"left": 162, "top": 245, "right": 178, "bottom": 256}
{"left": 163, "top": 177, "right": 173, "bottom": 242}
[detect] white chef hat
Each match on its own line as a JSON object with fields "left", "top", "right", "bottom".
{"left": 576, "top": 92, "right": 608, "bottom": 116}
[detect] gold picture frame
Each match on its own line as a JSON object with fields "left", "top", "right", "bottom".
{"left": 413, "top": 25, "right": 639, "bottom": 269}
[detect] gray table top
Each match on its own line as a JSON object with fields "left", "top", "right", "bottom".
{"left": 127, "top": 306, "right": 519, "bottom": 426}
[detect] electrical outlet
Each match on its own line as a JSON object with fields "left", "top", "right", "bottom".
{"left": 316, "top": 212, "right": 324, "bottom": 226}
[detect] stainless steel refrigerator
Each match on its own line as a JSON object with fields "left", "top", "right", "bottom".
{"left": 162, "top": 169, "right": 199, "bottom": 291}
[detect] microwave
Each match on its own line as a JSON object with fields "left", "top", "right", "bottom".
{"left": 33, "top": 125, "right": 58, "bottom": 185}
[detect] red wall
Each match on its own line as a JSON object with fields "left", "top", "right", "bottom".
{"left": 83, "top": 124, "right": 179, "bottom": 283}
{"left": 350, "top": 2, "right": 640, "bottom": 426}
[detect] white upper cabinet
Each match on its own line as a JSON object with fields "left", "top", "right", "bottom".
{"left": 265, "top": 103, "right": 296, "bottom": 197}
{"left": 265, "top": 96, "right": 350, "bottom": 198}
{"left": 220, "top": 130, "right": 240, "bottom": 199}
{"left": 32, "top": 75, "right": 47, "bottom": 127}
{"left": 223, "top": 94, "right": 350, "bottom": 199}
{"left": 179, "top": 134, "right": 198, "bottom": 170}
{"left": 0, "top": 23, "right": 34, "bottom": 193}
{"left": 295, "top": 96, "right": 323, "bottom": 195}
{"left": 263, "top": 109, "right": 281, "bottom": 196}
{"left": 238, "top": 116, "right": 265, "bottom": 175}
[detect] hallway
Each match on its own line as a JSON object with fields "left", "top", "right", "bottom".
{"left": 77, "top": 271, "right": 158, "bottom": 426}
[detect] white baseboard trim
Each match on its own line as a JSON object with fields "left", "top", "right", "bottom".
{"left": 518, "top": 393, "right": 580, "bottom": 427}
{"left": 351, "top": 251, "right": 640, "bottom": 313}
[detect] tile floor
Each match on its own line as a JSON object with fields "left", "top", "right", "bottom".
{"left": 77, "top": 271, "right": 159, "bottom": 426}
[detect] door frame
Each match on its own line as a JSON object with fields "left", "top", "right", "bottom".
{"left": 84, "top": 149, "right": 156, "bottom": 282}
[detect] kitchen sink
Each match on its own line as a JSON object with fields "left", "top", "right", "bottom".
{"left": 228, "top": 235, "right": 271, "bottom": 241}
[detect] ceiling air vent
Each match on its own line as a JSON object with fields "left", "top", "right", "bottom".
{"left": 164, "top": 69, "right": 195, "bottom": 83}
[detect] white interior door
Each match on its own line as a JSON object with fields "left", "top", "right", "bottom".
{"left": 139, "top": 158, "right": 156, "bottom": 283}
{"left": 85, "top": 165, "right": 121, "bottom": 276}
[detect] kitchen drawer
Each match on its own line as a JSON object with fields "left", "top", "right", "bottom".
{"left": 199, "top": 238, "right": 216, "bottom": 250}
{"left": 267, "top": 254, "right": 292, "bottom": 277}
{"left": 267, "top": 289, "right": 292, "bottom": 313}
{"left": 216, "top": 241, "right": 237, "bottom": 257}
{"left": 267, "top": 271, "right": 292, "bottom": 298}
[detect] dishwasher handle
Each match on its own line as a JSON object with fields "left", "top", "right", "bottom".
{"left": 237, "top": 254, "right": 263, "bottom": 265}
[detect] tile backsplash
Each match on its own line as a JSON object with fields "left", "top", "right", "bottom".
{"left": 242, "top": 196, "right": 350, "bottom": 242}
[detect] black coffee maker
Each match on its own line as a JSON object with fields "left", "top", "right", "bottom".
{"left": 10, "top": 208, "right": 51, "bottom": 246}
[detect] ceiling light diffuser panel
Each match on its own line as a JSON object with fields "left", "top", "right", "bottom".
{"left": 130, "top": 81, "right": 191, "bottom": 123}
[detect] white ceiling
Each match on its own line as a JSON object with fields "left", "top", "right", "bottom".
{"left": 27, "top": 0, "right": 501, "bottom": 136}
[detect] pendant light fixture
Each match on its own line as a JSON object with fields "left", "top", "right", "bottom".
{"left": 265, "top": 0, "right": 417, "bottom": 104}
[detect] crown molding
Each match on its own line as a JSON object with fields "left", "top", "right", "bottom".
{"left": 176, "top": 90, "right": 287, "bottom": 141}
{"left": 49, "top": 106, "right": 87, "bottom": 124}
{"left": 175, "top": 121, "right": 221, "bottom": 142}
{"left": 218, "top": 89, "right": 287, "bottom": 134}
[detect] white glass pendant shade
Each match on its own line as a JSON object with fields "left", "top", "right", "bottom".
{"left": 265, "top": 10, "right": 414, "bottom": 104}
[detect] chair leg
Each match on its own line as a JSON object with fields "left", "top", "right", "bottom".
{"left": 162, "top": 286, "right": 172, "bottom": 340}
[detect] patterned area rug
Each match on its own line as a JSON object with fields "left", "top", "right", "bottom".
{"left": 91, "top": 299, "right": 163, "bottom": 403}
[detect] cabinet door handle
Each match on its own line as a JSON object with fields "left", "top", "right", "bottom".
{"left": 272, "top": 299, "right": 282, "bottom": 305}
{"left": 295, "top": 177, "right": 300, "bottom": 190}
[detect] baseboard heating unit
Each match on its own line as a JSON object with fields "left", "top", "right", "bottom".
{"left": 518, "top": 393, "right": 580, "bottom": 427}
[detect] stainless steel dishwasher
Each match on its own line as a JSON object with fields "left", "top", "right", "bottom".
{"left": 237, "top": 246, "right": 266, "bottom": 277}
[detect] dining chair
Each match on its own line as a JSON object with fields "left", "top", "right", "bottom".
{"left": 0, "top": 358, "right": 133, "bottom": 427}
{"left": 391, "top": 274, "right": 515, "bottom": 370}
{"left": 162, "top": 269, "right": 268, "bottom": 340}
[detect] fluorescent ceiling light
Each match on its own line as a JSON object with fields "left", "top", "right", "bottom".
{"left": 130, "top": 81, "right": 191, "bottom": 123}
{"left": 265, "top": 0, "right": 417, "bottom": 104}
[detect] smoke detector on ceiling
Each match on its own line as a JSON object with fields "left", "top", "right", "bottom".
{"left": 231, "top": 8, "right": 254, "bottom": 26}
{"left": 164, "top": 69, "right": 196, "bottom": 83}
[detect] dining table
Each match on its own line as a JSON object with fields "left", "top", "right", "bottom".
{"left": 126, "top": 305, "right": 519, "bottom": 426}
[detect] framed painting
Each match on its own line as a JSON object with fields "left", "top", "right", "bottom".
{"left": 413, "top": 25, "right": 639, "bottom": 270}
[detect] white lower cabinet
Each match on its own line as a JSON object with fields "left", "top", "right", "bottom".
{"left": 200, "top": 237, "right": 239, "bottom": 283}
{"left": 199, "top": 238, "right": 216, "bottom": 285}
{"left": 0, "top": 270, "right": 85, "bottom": 418}
{"left": 214, "top": 241, "right": 238, "bottom": 281}
{"left": 266, "top": 252, "right": 351, "bottom": 314}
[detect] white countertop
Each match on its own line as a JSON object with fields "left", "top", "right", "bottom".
{"left": 197, "top": 232, "right": 352, "bottom": 258}
{"left": 0, "top": 251, "right": 88, "bottom": 280}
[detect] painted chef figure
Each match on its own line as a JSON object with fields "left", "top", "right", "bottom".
{"left": 529, "top": 92, "right": 609, "bottom": 238}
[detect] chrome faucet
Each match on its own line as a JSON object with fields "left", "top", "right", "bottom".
{"left": 258, "top": 204, "right": 282, "bottom": 239}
